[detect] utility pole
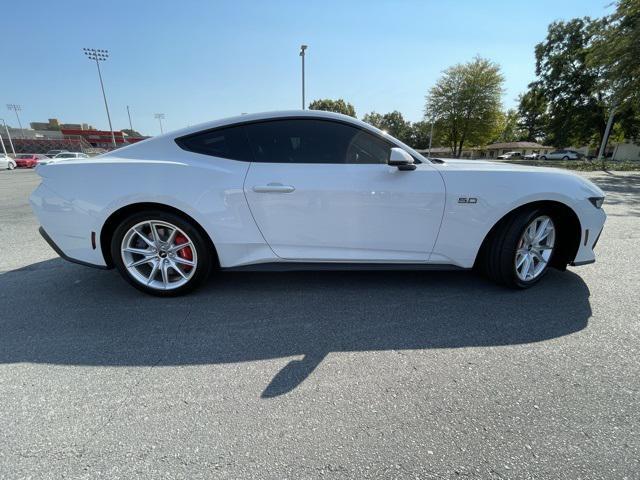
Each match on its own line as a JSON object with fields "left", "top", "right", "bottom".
{"left": 126, "top": 105, "right": 134, "bottom": 133}
{"left": 597, "top": 105, "right": 616, "bottom": 167}
{"left": 428, "top": 119, "right": 434, "bottom": 157}
{"left": 154, "top": 113, "right": 165, "bottom": 134}
{"left": 299, "top": 45, "right": 307, "bottom": 109}
{"left": 0, "top": 129, "right": 6, "bottom": 156}
{"left": 83, "top": 48, "right": 117, "bottom": 148}
{"left": 0, "top": 118, "right": 16, "bottom": 155}
{"left": 6, "top": 104, "right": 23, "bottom": 138}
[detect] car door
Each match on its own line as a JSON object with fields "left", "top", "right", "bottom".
{"left": 242, "top": 118, "right": 446, "bottom": 262}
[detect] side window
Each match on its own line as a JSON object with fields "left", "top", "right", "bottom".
{"left": 244, "top": 119, "right": 390, "bottom": 164}
{"left": 175, "top": 126, "right": 253, "bottom": 161}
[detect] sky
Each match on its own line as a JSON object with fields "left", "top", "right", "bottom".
{"left": 1, "top": 0, "right": 614, "bottom": 136}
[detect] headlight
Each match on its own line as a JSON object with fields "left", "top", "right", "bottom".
{"left": 589, "top": 196, "right": 605, "bottom": 209}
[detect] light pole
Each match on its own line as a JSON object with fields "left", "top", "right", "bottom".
{"left": 154, "top": 113, "right": 165, "bottom": 134}
{"left": 83, "top": 48, "right": 117, "bottom": 148}
{"left": 127, "top": 105, "right": 134, "bottom": 132}
{"left": 0, "top": 118, "right": 16, "bottom": 155}
{"left": 6, "top": 104, "right": 23, "bottom": 138}
{"left": 299, "top": 45, "right": 307, "bottom": 110}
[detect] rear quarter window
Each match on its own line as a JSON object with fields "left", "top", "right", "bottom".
{"left": 175, "top": 126, "right": 253, "bottom": 161}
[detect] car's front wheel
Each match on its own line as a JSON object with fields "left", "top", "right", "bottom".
{"left": 539, "top": 156, "right": 547, "bottom": 160}
{"left": 562, "top": 156, "right": 569, "bottom": 160}
{"left": 110, "top": 211, "right": 213, "bottom": 296}
{"left": 7, "top": 161, "right": 15, "bottom": 170}
{"left": 480, "top": 208, "right": 556, "bottom": 288}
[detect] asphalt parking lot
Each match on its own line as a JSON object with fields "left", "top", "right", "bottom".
{"left": 1, "top": 168, "right": 639, "bottom": 479}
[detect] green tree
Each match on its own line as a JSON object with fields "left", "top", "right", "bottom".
{"left": 425, "top": 56, "right": 504, "bottom": 157}
{"left": 407, "top": 121, "right": 432, "bottom": 149}
{"left": 532, "top": 18, "right": 609, "bottom": 147}
{"left": 589, "top": 0, "right": 640, "bottom": 108}
{"left": 495, "top": 109, "right": 523, "bottom": 143}
{"left": 517, "top": 86, "right": 548, "bottom": 142}
{"left": 362, "top": 110, "right": 412, "bottom": 143}
{"left": 308, "top": 98, "right": 356, "bottom": 117}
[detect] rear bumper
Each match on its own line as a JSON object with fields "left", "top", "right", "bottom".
{"left": 39, "top": 227, "right": 108, "bottom": 269}
{"left": 31, "top": 182, "right": 109, "bottom": 268}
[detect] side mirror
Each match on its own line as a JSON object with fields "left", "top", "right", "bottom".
{"left": 388, "top": 147, "right": 416, "bottom": 171}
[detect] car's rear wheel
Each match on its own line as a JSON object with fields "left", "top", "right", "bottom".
{"left": 110, "top": 211, "right": 212, "bottom": 296}
{"left": 539, "top": 155, "right": 546, "bottom": 160}
{"left": 562, "top": 155, "right": 569, "bottom": 160}
{"left": 481, "top": 208, "right": 556, "bottom": 288}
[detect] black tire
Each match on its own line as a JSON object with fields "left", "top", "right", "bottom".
{"left": 479, "top": 207, "right": 555, "bottom": 289}
{"left": 110, "top": 210, "right": 213, "bottom": 296}
{"left": 562, "top": 156, "right": 569, "bottom": 160}
{"left": 8, "top": 162, "right": 15, "bottom": 170}
{"left": 539, "top": 156, "right": 546, "bottom": 160}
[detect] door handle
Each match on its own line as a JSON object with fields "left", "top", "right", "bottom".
{"left": 253, "top": 183, "right": 295, "bottom": 193}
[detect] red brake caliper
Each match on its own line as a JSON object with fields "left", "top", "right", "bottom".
{"left": 174, "top": 233, "right": 193, "bottom": 271}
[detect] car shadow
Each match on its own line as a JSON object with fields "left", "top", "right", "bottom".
{"left": 0, "top": 259, "right": 592, "bottom": 398}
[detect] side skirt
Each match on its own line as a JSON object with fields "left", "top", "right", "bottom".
{"left": 223, "top": 262, "right": 466, "bottom": 272}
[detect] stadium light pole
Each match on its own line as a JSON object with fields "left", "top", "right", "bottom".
{"left": 6, "top": 104, "right": 23, "bottom": 138}
{"left": 83, "top": 48, "right": 117, "bottom": 148}
{"left": 0, "top": 118, "right": 16, "bottom": 155}
{"left": 299, "top": 45, "right": 307, "bottom": 109}
{"left": 126, "top": 105, "right": 134, "bottom": 133}
{"left": 154, "top": 113, "right": 165, "bottom": 134}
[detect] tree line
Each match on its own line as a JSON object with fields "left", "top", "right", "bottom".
{"left": 309, "top": 0, "right": 639, "bottom": 157}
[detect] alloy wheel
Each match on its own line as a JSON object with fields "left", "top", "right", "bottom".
{"left": 120, "top": 220, "right": 197, "bottom": 290}
{"left": 514, "top": 215, "right": 555, "bottom": 282}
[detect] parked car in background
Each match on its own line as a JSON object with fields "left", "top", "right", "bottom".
{"left": 497, "top": 151, "right": 523, "bottom": 159}
{"left": 52, "top": 152, "right": 90, "bottom": 160}
{"left": 15, "top": 153, "right": 48, "bottom": 168}
{"left": 45, "top": 149, "right": 69, "bottom": 158}
{"left": 524, "top": 152, "right": 540, "bottom": 160}
{"left": 0, "top": 153, "right": 16, "bottom": 170}
{"left": 539, "top": 150, "right": 581, "bottom": 160}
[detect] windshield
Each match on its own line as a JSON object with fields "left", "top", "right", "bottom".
{"left": 55, "top": 153, "right": 75, "bottom": 158}
{"left": 16, "top": 154, "right": 32, "bottom": 159}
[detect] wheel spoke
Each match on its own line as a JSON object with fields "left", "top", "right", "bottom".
{"left": 123, "top": 246, "right": 154, "bottom": 256}
{"left": 172, "top": 256, "right": 195, "bottom": 267}
{"left": 150, "top": 222, "right": 161, "bottom": 246}
{"left": 170, "top": 260, "right": 188, "bottom": 279}
{"left": 134, "top": 227, "right": 155, "bottom": 248}
{"left": 147, "top": 260, "right": 159, "bottom": 285}
{"left": 169, "top": 241, "right": 193, "bottom": 254}
{"left": 160, "top": 260, "right": 170, "bottom": 287}
{"left": 535, "top": 218, "right": 551, "bottom": 242}
{"left": 166, "top": 227, "right": 178, "bottom": 248}
{"left": 127, "top": 256, "right": 154, "bottom": 268}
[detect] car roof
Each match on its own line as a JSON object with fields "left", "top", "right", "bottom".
{"left": 101, "top": 110, "right": 428, "bottom": 163}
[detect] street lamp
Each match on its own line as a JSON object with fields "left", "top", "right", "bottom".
{"left": 299, "top": 45, "right": 307, "bottom": 110}
{"left": 0, "top": 118, "right": 16, "bottom": 155}
{"left": 154, "top": 113, "right": 165, "bottom": 134}
{"left": 83, "top": 48, "right": 117, "bottom": 148}
{"left": 6, "top": 104, "right": 23, "bottom": 138}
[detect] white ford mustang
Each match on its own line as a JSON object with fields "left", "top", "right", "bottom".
{"left": 30, "top": 110, "right": 606, "bottom": 296}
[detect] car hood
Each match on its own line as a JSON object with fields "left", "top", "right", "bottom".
{"left": 428, "top": 159, "right": 605, "bottom": 197}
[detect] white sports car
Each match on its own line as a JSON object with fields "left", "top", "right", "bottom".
{"left": 30, "top": 111, "right": 606, "bottom": 296}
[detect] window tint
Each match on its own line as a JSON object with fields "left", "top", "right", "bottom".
{"left": 176, "top": 126, "right": 253, "bottom": 161}
{"left": 244, "top": 119, "right": 391, "bottom": 164}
